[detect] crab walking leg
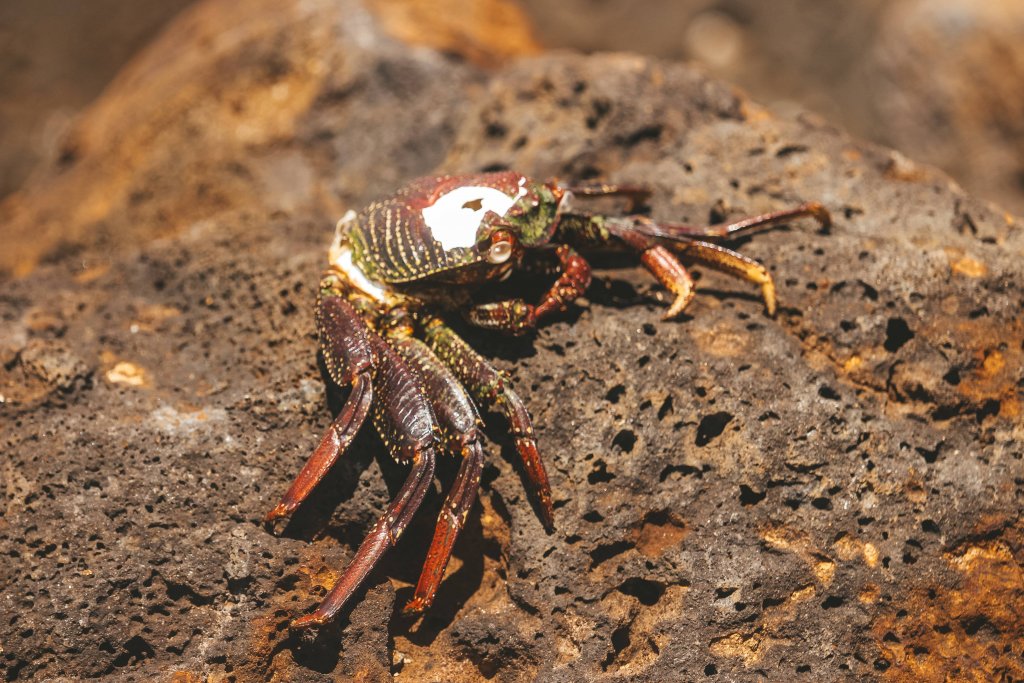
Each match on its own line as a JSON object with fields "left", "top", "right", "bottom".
{"left": 465, "top": 245, "right": 592, "bottom": 334}
{"left": 421, "top": 315, "right": 556, "bottom": 531}
{"left": 670, "top": 240, "right": 778, "bottom": 315}
{"left": 291, "top": 333, "right": 438, "bottom": 629}
{"left": 562, "top": 182, "right": 652, "bottom": 211}
{"left": 640, "top": 245, "right": 696, "bottom": 319}
{"left": 264, "top": 376, "right": 373, "bottom": 523}
{"left": 265, "top": 293, "right": 376, "bottom": 524}
{"left": 535, "top": 244, "right": 593, "bottom": 320}
{"left": 560, "top": 214, "right": 780, "bottom": 315}
{"left": 385, "top": 320, "right": 486, "bottom": 612}
{"left": 628, "top": 202, "right": 831, "bottom": 241}
{"left": 406, "top": 441, "right": 483, "bottom": 612}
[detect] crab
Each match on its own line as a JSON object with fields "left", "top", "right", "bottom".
{"left": 264, "top": 171, "right": 830, "bottom": 628}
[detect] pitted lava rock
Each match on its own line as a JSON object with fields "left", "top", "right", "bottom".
{"left": 1, "top": 0, "right": 1022, "bottom": 680}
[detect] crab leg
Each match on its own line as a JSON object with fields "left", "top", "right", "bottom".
{"left": 602, "top": 226, "right": 700, "bottom": 319}
{"left": 562, "top": 181, "right": 652, "bottom": 211}
{"left": 386, "top": 319, "right": 486, "bottom": 612}
{"left": 625, "top": 202, "right": 830, "bottom": 241}
{"left": 559, "top": 183, "right": 830, "bottom": 238}
{"left": 558, "top": 213, "right": 785, "bottom": 315}
{"left": 406, "top": 441, "right": 483, "bottom": 612}
{"left": 265, "top": 294, "right": 375, "bottom": 524}
{"left": 465, "top": 245, "right": 592, "bottom": 334}
{"left": 291, "top": 333, "right": 438, "bottom": 629}
{"left": 421, "top": 315, "right": 555, "bottom": 532}
{"left": 668, "top": 239, "right": 778, "bottom": 315}
{"left": 640, "top": 245, "right": 696, "bottom": 319}
{"left": 535, "top": 245, "right": 592, "bottom": 320}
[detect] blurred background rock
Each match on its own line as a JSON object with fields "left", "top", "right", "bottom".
{"left": 0, "top": 0, "right": 195, "bottom": 199}
{"left": 2, "top": 0, "right": 1023, "bottom": 214}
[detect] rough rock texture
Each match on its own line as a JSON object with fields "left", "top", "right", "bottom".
{"left": 523, "top": 0, "right": 1024, "bottom": 217}
{"left": 2, "top": 0, "right": 1023, "bottom": 681}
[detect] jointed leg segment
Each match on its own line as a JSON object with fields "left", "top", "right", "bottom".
{"left": 405, "top": 440, "right": 483, "bottom": 613}
{"left": 385, "top": 319, "right": 487, "bottom": 613}
{"left": 265, "top": 294, "right": 376, "bottom": 524}
{"left": 647, "top": 201, "right": 830, "bottom": 240}
{"left": 672, "top": 239, "right": 778, "bottom": 315}
{"left": 422, "top": 315, "right": 555, "bottom": 532}
{"left": 263, "top": 373, "right": 373, "bottom": 524}
{"left": 562, "top": 181, "right": 651, "bottom": 212}
{"left": 641, "top": 245, "right": 696, "bottom": 319}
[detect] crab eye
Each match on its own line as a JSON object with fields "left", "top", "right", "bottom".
{"left": 486, "top": 239, "right": 514, "bottom": 264}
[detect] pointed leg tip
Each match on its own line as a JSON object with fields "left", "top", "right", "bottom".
{"left": 534, "top": 486, "right": 556, "bottom": 531}
{"left": 806, "top": 202, "right": 832, "bottom": 228}
{"left": 539, "top": 504, "right": 556, "bottom": 534}
{"left": 402, "top": 598, "right": 429, "bottom": 615}
{"left": 662, "top": 293, "right": 694, "bottom": 321}
{"left": 290, "top": 613, "right": 326, "bottom": 630}
{"left": 263, "top": 503, "right": 291, "bottom": 528}
{"left": 662, "top": 305, "right": 685, "bottom": 321}
{"left": 761, "top": 282, "right": 777, "bottom": 318}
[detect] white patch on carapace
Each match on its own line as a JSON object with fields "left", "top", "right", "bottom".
{"left": 421, "top": 177, "right": 527, "bottom": 251}
{"left": 329, "top": 211, "right": 389, "bottom": 302}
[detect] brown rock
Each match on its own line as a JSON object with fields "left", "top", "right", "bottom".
{"left": 520, "top": 0, "right": 1024, "bottom": 216}
{"left": 1, "top": 0, "right": 1021, "bottom": 680}
{"left": 0, "top": 0, "right": 195, "bottom": 198}
{"left": 366, "top": 0, "right": 541, "bottom": 68}
{"left": 863, "top": 0, "right": 1024, "bottom": 215}
{"left": 0, "top": 0, "right": 534, "bottom": 277}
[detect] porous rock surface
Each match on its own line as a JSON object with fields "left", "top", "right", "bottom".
{"left": 2, "top": 0, "right": 1022, "bottom": 680}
